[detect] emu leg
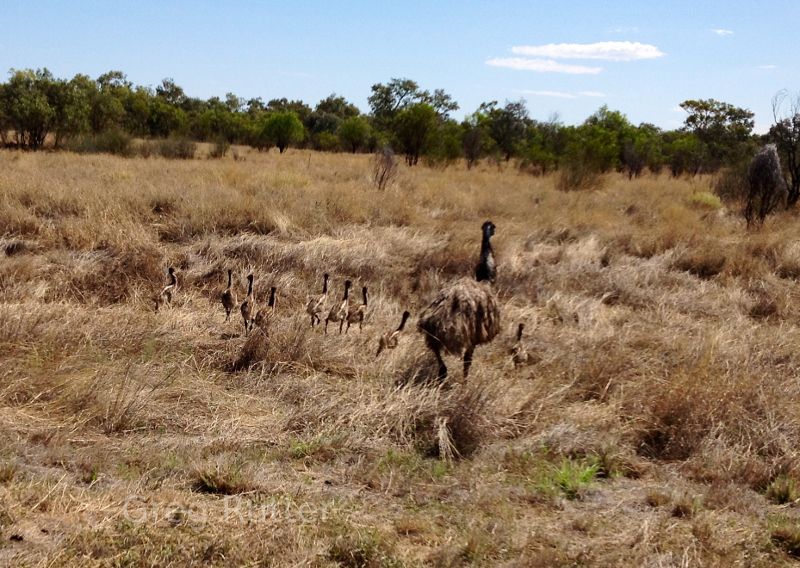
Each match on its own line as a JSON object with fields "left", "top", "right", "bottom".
{"left": 463, "top": 346, "right": 475, "bottom": 378}
{"left": 433, "top": 345, "right": 448, "bottom": 382}
{"left": 324, "top": 318, "right": 329, "bottom": 335}
{"left": 339, "top": 319, "right": 345, "bottom": 334}
{"left": 310, "top": 314, "right": 316, "bottom": 328}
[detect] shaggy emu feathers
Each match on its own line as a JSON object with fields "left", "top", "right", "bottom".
{"left": 417, "top": 278, "right": 500, "bottom": 355}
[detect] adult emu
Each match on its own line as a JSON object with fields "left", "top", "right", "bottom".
{"left": 417, "top": 221, "right": 501, "bottom": 380}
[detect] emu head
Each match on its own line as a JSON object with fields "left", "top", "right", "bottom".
{"left": 482, "top": 220, "right": 496, "bottom": 239}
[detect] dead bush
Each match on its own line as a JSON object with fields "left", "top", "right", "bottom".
{"left": 744, "top": 144, "right": 787, "bottom": 227}
{"left": 373, "top": 146, "right": 398, "bottom": 191}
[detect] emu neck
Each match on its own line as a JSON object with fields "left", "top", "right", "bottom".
{"left": 247, "top": 278, "right": 253, "bottom": 296}
{"left": 322, "top": 277, "right": 328, "bottom": 294}
{"left": 476, "top": 232, "right": 496, "bottom": 282}
{"left": 227, "top": 271, "right": 232, "bottom": 288}
{"left": 398, "top": 313, "right": 409, "bottom": 331}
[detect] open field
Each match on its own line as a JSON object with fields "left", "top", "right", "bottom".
{"left": 3, "top": 147, "right": 800, "bottom": 566}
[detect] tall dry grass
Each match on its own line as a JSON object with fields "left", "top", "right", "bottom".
{"left": 2, "top": 147, "right": 800, "bottom": 565}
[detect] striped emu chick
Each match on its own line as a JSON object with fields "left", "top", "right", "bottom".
{"left": 254, "top": 287, "right": 277, "bottom": 331}
{"left": 240, "top": 274, "right": 256, "bottom": 336}
{"left": 376, "top": 310, "right": 411, "bottom": 357}
{"left": 345, "top": 286, "right": 368, "bottom": 333}
{"left": 220, "top": 269, "right": 238, "bottom": 322}
{"left": 306, "top": 273, "right": 329, "bottom": 328}
{"left": 154, "top": 267, "right": 178, "bottom": 312}
{"left": 325, "top": 279, "right": 352, "bottom": 334}
{"left": 510, "top": 323, "right": 530, "bottom": 368}
{"left": 306, "top": 272, "right": 329, "bottom": 327}
{"left": 417, "top": 221, "right": 500, "bottom": 380}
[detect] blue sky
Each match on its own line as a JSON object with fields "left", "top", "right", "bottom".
{"left": 2, "top": 1, "right": 798, "bottom": 132}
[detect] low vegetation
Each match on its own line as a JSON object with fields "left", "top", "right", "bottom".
{"left": 3, "top": 149, "right": 800, "bottom": 565}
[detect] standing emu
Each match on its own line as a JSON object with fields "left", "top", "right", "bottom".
{"left": 221, "top": 269, "right": 237, "bottom": 322}
{"left": 240, "top": 274, "right": 256, "bottom": 336}
{"left": 306, "top": 273, "right": 329, "bottom": 328}
{"left": 745, "top": 144, "right": 787, "bottom": 226}
{"left": 417, "top": 221, "right": 501, "bottom": 380}
{"left": 154, "top": 267, "right": 178, "bottom": 312}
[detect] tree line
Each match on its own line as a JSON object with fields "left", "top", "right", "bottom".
{"left": 1, "top": 68, "right": 797, "bottom": 188}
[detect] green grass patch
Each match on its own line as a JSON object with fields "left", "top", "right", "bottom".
{"left": 688, "top": 191, "right": 722, "bottom": 210}
{"left": 766, "top": 475, "right": 800, "bottom": 505}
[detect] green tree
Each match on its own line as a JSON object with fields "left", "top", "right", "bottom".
{"left": 664, "top": 131, "right": 706, "bottom": 177}
{"left": 627, "top": 123, "right": 664, "bottom": 176}
{"left": 680, "top": 98, "right": 755, "bottom": 170}
{"left": 149, "top": 99, "right": 187, "bottom": 138}
{"left": 265, "top": 98, "right": 311, "bottom": 122}
{"left": 393, "top": 103, "right": 438, "bottom": 166}
{"left": 124, "top": 85, "right": 153, "bottom": 136}
{"left": 368, "top": 78, "right": 457, "bottom": 131}
{"left": 337, "top": 116, "right": 371, "bottom": 153}
{"left": 260, "top": 111, "right": 304, "bottom": 153}
{"left": 425, "top": 120, "right": 463, "bottom": 168}
{"left": 49, "top": 74, "right": 93, "bottom": 147}
{"left": 315, "top": 94, "right": 360, "bottom": 119}
{"left": 0, "top": 68, "right": 56, "bottom": 149}
{"left": 156, "top": 78, "right": 186, "bottom": 107}
{"left": 482, "top": 100, "right": 530, "bottom": 161}
{"left": 368, "top": 78, "right": 422, "bottom": 129}
{"left": 461, "top": 111, "right": 493, "bottom": 169}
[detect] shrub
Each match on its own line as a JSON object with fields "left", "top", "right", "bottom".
{"left": 208, "top": 137, "right": 230, "bottom": 159}
{"left": 556, "top": 158, "right": 604, "bottom": 192}
{"left": 372, "top": 146, "right": 398, "bottom": 191}
{"left": 713, "top": 164, "right": 748, "bottom": 204}
{"left": 314, "top": 131, "right": 340, "bottom": 153}
{"left": 157, "top": 137, "right": 196, "bottom": 160}
{"left": 67, "top": 129, "right": 133, "bottom": 157}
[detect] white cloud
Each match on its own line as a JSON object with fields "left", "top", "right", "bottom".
{"left": 578, "top": 91, "right": 606, "bottom": 98}
{"left": 510, "top": 41, "right": 664, "bottom": 61}
{"left": 486, "top": 57, "right": 602, "bottom": 74}
{"left": 711, "top": 28, "right": 734, "bottom": 36}
{"left": 757, "top": 64, "right": 777, "bottom": 70}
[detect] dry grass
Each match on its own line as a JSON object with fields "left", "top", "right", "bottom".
{"left": 2, "top": 148, "right": 800, "bottom": 565}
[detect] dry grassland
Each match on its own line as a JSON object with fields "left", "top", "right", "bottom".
{"left": 3, "top": 147, "right": 800, "bottom": 565}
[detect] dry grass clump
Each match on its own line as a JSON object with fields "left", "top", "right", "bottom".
{"left": 672, "top": 245, "right": 727, "bottom": 279}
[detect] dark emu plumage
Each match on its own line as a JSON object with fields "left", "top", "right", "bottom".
{"left": 417, "top": 221, "right": 501, "bottom": 381}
